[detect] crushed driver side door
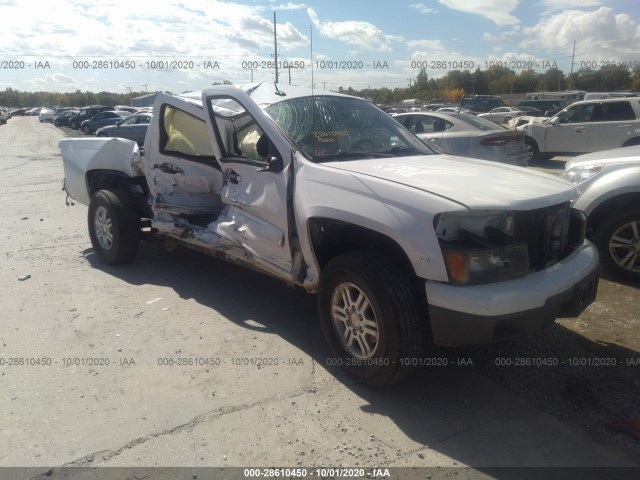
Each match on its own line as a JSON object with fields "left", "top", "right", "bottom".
{"left": 201, "top": 87, "right": 296, "bottom": 279}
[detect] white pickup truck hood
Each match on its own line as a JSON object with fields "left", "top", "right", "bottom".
{"left": 326, "top": 154, "right": 576, "bottom": 210}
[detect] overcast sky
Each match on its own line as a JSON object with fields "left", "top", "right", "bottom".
{"left": 0, "top": 0, "right": 638, "bottom": 93}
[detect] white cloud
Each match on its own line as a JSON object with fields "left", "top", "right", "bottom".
{"left": 0, "top": 0, "right": 310, "bottom": 71}
{"left": 407, "top": 39, "right": 446, "bottom": 51}
{"left": 409, "top": 3, "right": 438, "bottom": 14}
{"left": 521, "top": 7, "right": 640, "bottom": 57}
{"left": 271, "top": 2, "right": 306, "bottom": 10}
{"left": 538, "top": 0, "right": 603, "bottom": 14}
{"left": 239, "top": 16, "right": 308, "bottom": 50}
{"left": 277, "top": 22, "right": 309, "bottom": 47}
{"left": 307, "top": 7, "right": 401, "bottom": 52}
{"left": 482, "top": 26, "right": 521, "bottom": 45}
{"left": 48, "top": 73, "right": 77, "bottom": 84}
{"left": 437, "top": 0, "right": 520, "bottom": 26}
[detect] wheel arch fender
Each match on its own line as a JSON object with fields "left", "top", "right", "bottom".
{"left": 304, "top": 213, "right": 449, "bottom": 290}
{"left": 583, "top": 191, "right": 640, "bottom": 235}
{"left": 59, "top": 138, "right": 144, "bottom": 206}
{"left": 309, "top": 218, "right": 416, "bottom": 277}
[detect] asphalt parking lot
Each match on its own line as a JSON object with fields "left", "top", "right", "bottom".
{"left": 1, "top": 117, "right": 639, "bottom": 477}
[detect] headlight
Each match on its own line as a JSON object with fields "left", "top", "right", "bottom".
{"left": 441, "top": 228, "right": 529, "bottom": 285}
{"left": 561, "top": 164, "right": 604, "bottom": 185}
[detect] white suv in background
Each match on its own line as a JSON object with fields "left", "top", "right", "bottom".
{"left": 521, "top": 98, "right": 640, "bottom": 162}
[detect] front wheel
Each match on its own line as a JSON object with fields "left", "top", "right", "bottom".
{"left": 83, "top": 125, "right": 92, "bottom": 134}
{"left": 318, "top": 250, "right": 422, "bottom": 387}
{"left": 88, "top": 189, "right": 140, "bottom": 265}
{"left": 595, "top": 210, "right": 640, "bottom": 281}
{"left": 524, "top": 137, "right": 540, "bottom": 162}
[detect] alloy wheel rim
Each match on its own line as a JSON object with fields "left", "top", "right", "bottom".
{"left": 330, "top": 282, "right": 379, "bottom": 359}
{"left": 94, "top": 206, "right": 113, "bottom": 250}
{"left": 608, "top": 220, "right": 640, "bottom": 272}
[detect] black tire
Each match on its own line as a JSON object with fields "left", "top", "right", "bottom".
{"left": 595, "top": 210, "right": 640, "bottom": 281}
{"left": 318, "top": 250, "right": 422, "bottom": 387}
{"left": 83, "top": 125, "right": 92, "bottom": 134}
{"left": 70, "top": 121, "right": 78, "bottom": 130}
{"left": 623, "top": 138, "right": 640, "bottom": 147}
{"left": 88, "top": 189, "right": 140, "bottom": 265}
{"left": 504, "top": 115, "right": 512, "bottom": 122}
{"left": 97, "top": 132, "right": 107, "bottom": 137}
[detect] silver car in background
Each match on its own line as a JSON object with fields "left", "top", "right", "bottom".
{"left": 562, "top": 145, "right": 640, "bottom": 281}
{"left": 95, "top": 112, "right": 152, "bottom": 147}
{"left": 394, "top": 111, "right": 529, "bottom": 166}
{"left": 477, "top": 106, "right": 525, "bottom": 123}
{"left": 39, "top": 108, "right": 56, "bottom": 122}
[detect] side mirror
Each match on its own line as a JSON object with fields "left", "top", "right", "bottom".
{"left": 258, "top": 155, "right": 283, "bottom": 173}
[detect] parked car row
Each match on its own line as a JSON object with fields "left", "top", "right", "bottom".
{"left": 47, "top": 105, "right": 152, "bottom": 147}
{"left": 4, "top": 103, "right": 152, "bottom": 146}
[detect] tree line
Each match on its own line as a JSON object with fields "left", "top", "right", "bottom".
{"left": 340, "top": 64, "right": 640, "bottom": 105}
{"left": 0, "top": 81, "right": 237, "bottom": 108}
{"left": 0, "top": 88, "right": 149, "bottom": 108}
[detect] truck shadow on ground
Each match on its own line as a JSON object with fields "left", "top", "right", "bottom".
{"left": 84, "top": 243, "right": 640, "bottom": 472}
{"left": 598, "top": 270, "right": 640, "bottom": 289}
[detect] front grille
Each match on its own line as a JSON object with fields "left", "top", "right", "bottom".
{"left": 512, "top": 202, "right": 573, "bottom": 271}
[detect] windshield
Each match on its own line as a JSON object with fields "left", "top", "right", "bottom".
{"left": 265, "top": 95, "right": 432, "bottom": 162}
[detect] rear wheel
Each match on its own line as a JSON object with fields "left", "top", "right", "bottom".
{"left": 595, "top": 210, "right": 640, "bottom": 281}
{"left": 88, "top": 189, "right": 140, "bottom": 265}
{"left": 318, "top": 250, "right": 422, "bottom": 387}
{"left": 97, "top": 132, "right": 107, "bottom": 137}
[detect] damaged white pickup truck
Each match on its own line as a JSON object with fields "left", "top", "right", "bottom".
{"left": 60, "top": 83, "right": 600, "bottom": 386}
